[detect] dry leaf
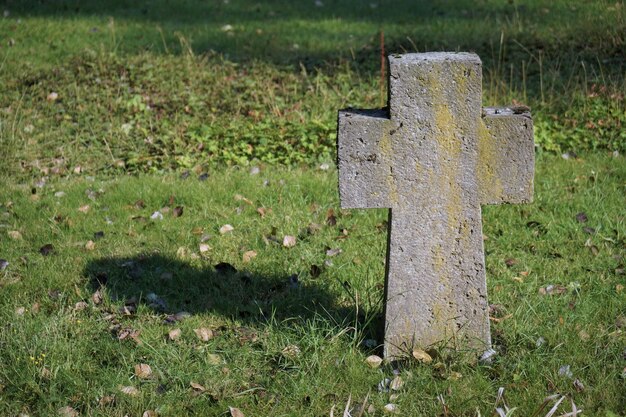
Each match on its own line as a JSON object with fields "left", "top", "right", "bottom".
{"left": 119, "top": 386, "right": 139, "bottom": 396}
{"left": 190, "top": 382, "right": 206, "bottom": 392}
{"left": 229, "top": 407, "right": 245, "bottom": 417}
{"left": 98, "top": 395, "right": 116, "bottom": 406}
{"left": 242, "top": 250, "right": 257, "bottom": 263}
{"left": 92, "top": 289, "right": 103, "bottom": 305}
{"left": 85, "top": 240, "right": 95, "bottom": 251}
{"left": 207, "top": 353, "right": 223, "bottom": 365}
{"left": 74, "top": 301, "right": 88, "bottom": 312}
{"left": 194, "top": 328, "right": 214, "bottom": 342}
{"left": 57, "top": 406, "right": 78, "bottom": 417}
{"left": 78, "top": 205, "right": 90, "bottom": 213}
{"left": 282, "top": 235, "right": 296, "bottom": 248}
{"left": 199, "top": 244, "right": 211, "bottom": 253}
{"left": 220, "top": 224, "right": 234, "bottom": 234}
{"left": 448, "top": 371, "right": 462, "bottom": 380}
{"left": 47, "top": 92, "right": 59, "bottom": 102}
{"left": 365, "top": 355, "right": 383, "bottom": 368}
{"left": 8, "top": 230, "right": 22, "bottom": 240}
{"left": 383, "top": 403, "right": 398, "bottom": 414}
{"left": 412, "top": 349, "right": 433, "bottom": 364}
{"left": 168, "top": 328, "right": 182, "bottom": 341}
{"left": 234, "top": 194, "right": 253, "bottom": 205}
{"left": 142, "top": 411, "right": 157, "bottom": 417}
{"left": 326, "top": 208, "right": 337, "bottom": 226}
{"left": 134, "top": 363, "right": 152, "bottom": 379}
{"left": 281, "top": 344, "right": 301, "bottom": 359}
{"left": 390, "top": 376, "right": 404, "bottom": 390}
{"left": 15, "top": 307, "right": 25, "bottom": 316}
{"left": 256, "top": 207, "right": 270, "bottom": 218}
{"left": 173, "top": 206, "right": 184, "bottom": 217}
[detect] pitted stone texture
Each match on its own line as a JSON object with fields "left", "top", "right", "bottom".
{"left": 337, "top": 52, "right": 534, "bottom": 358}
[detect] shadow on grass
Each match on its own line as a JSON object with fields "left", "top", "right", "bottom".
{"left": 8, "top": 0, "right": 624, "bottom": 73}
{"left": 83, "top": 253, "right": 382, "bottom": 341}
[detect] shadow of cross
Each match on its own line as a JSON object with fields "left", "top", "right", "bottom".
{"left": 337, "top": 52, "right": 534, "bottom": 359}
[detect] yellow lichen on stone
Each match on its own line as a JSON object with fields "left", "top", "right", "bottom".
{"left": 478, "top": 120, "right": 504, "bottom": 202}
{"left": 378, "top": 129, "right": 399, "bottom": 205}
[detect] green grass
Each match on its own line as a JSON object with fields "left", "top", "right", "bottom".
{"left": 1, "top": 154, "right": 625, "bottom": 416}
{"left": 0, "top": 0, "right": 625, "bottom": 179}
{"left": 0, "top": 0, "right": 625, "bottom": 415}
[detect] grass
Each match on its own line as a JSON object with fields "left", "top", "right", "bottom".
{"left": 1, "top": 154, "right": 625, "bottom": 416}
{"left": 0, "top": 0, "right": 625, "bottom": 415}
{"left": 0, "top": 0, "right": 625, "bottom": 178}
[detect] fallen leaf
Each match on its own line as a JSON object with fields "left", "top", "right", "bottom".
{"left": 47, "top": 92, "right": 59, "bottom": 102}
{"left": 575, "top": 212, "right": 588, "bottom": 223}
{"left": 504, "top": 258, "right": 517, "bottom": 267}
{"left": 307, "top": 223, "right": 322, "bottom": 235}
{"left": 256, "top": 207, "right": 270, "bottom": 218}
{"left": 617, "top": 284, "right": 624, "bottom": 293}
{"left": 8, "top": 230, "right": 22, "bottom": 240}
{"left": 390, "top": 376, "right": 404, "bottom": 390}
{"left": 220, "top": 224, "right": 234, "bottom": 234}
{"left": 78, "top": 205, "right": 90, "bottom": 213}
{"left": 412, "top": 349, "right": 432, "bottom": 364}
{"left": 168, "top": 328, "right": 182, "bottom": 341}
{"left": 194, "top": 328, "right": 214, "bottom": 342}
{"left": 57, "top": 406, "right": 78, "bottom": 417}
{"left": 150, "top": 211, "right": 163, "bottom": 220}
{"left": 326, "top": 248, "right": 342, "bottom": 257}
{"left": 229, "top": 406, "right": 245, "bottom": 417}
{"left": 365, "top": 355, "right": 383, "bottom": 368}
{"left": 573, "top": 378, "right": 585, "bottom": 392}
{"left": 539, "top": 284, "right": 567, "bottom": 295}
{"left": 119, "top": 386, "right": 139, "bottom": 396}
{"left": 207, "top": 353, "right": 223, "bottom": 365}
{"left": 39, "top": 244, "right": 54, "bottom": 256}
{"left": 85, "top": 240, "right": 95, "bottom": 251}
{"left": 281, "top": 345, "right": 301, "bottom": 359}
{"left": 448, "top": 371, "right": 462, "bottom": 380}
{"left": 173, "top": 206, "right": 184, "bottom": 217}
{"left": 118, "top": 328, "right": 141, "bottom": 344}
{"left": 199, "top": 244, "right": 211, "bottom": 253}
{"left": 559, "top": 365, "right": 573, "bottom": 378}
{"left": 190, "top": 382, "right": 206, "bottom": 392}
{"left": 15, "top": 306, "right": 25, "bottom": 316}
{"left": 74, "top": 301, "right": 88, "bottom": 312}
{"left": 92, "top": 289, "right": 103, "bottom": 305}
{"left": 98, "top": 395, "right": 116, "bottom": 406}
{"left": 133, "top": 199, "right": 145, "bottom": 209}
{"left": 142, "top": 411, "right": 157, "bottom": 417}
{"left": 377, "top": 378, "right": 391, "bottom": 392}
{"left": 282, "top": 235, "right": 296, "bottom": 248}
{"left": 383, "top": 403, "right": 398, "bottom": 414}
{"left": 134, "top": 363, "right": 152, "bottom": 379}
{"left": 0, "top": 259, "right": 8, "bottom": 271}
{"left": 242, "top": 250, "right": 257, "bottom": 263}
{"left": 326, "top": 208, "right": 337, "bottom": 226}
{"left": 234, "top": 194, "right": 253, "bottom": 205}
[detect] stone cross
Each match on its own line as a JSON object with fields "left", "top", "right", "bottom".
{"left": 337, "top": 52, "right": 534, "bottom": 358}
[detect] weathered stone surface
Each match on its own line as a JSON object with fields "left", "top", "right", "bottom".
{"left": 337, "top": 52, "right": 534, "bottom": 358}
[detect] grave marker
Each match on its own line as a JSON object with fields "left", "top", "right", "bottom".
{"left": 337, "top": 52, "right": 534, "bottom": 358}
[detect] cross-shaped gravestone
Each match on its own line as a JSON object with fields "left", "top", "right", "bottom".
{"left": 337, "top": 52, "right": 534, "bottom": 358}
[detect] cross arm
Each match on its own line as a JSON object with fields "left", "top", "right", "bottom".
{"left": 478, "top": 107, "right": 534, "bottom": 205}
{"left": 337, "top": 109, "right": 394, "bottom": 209}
